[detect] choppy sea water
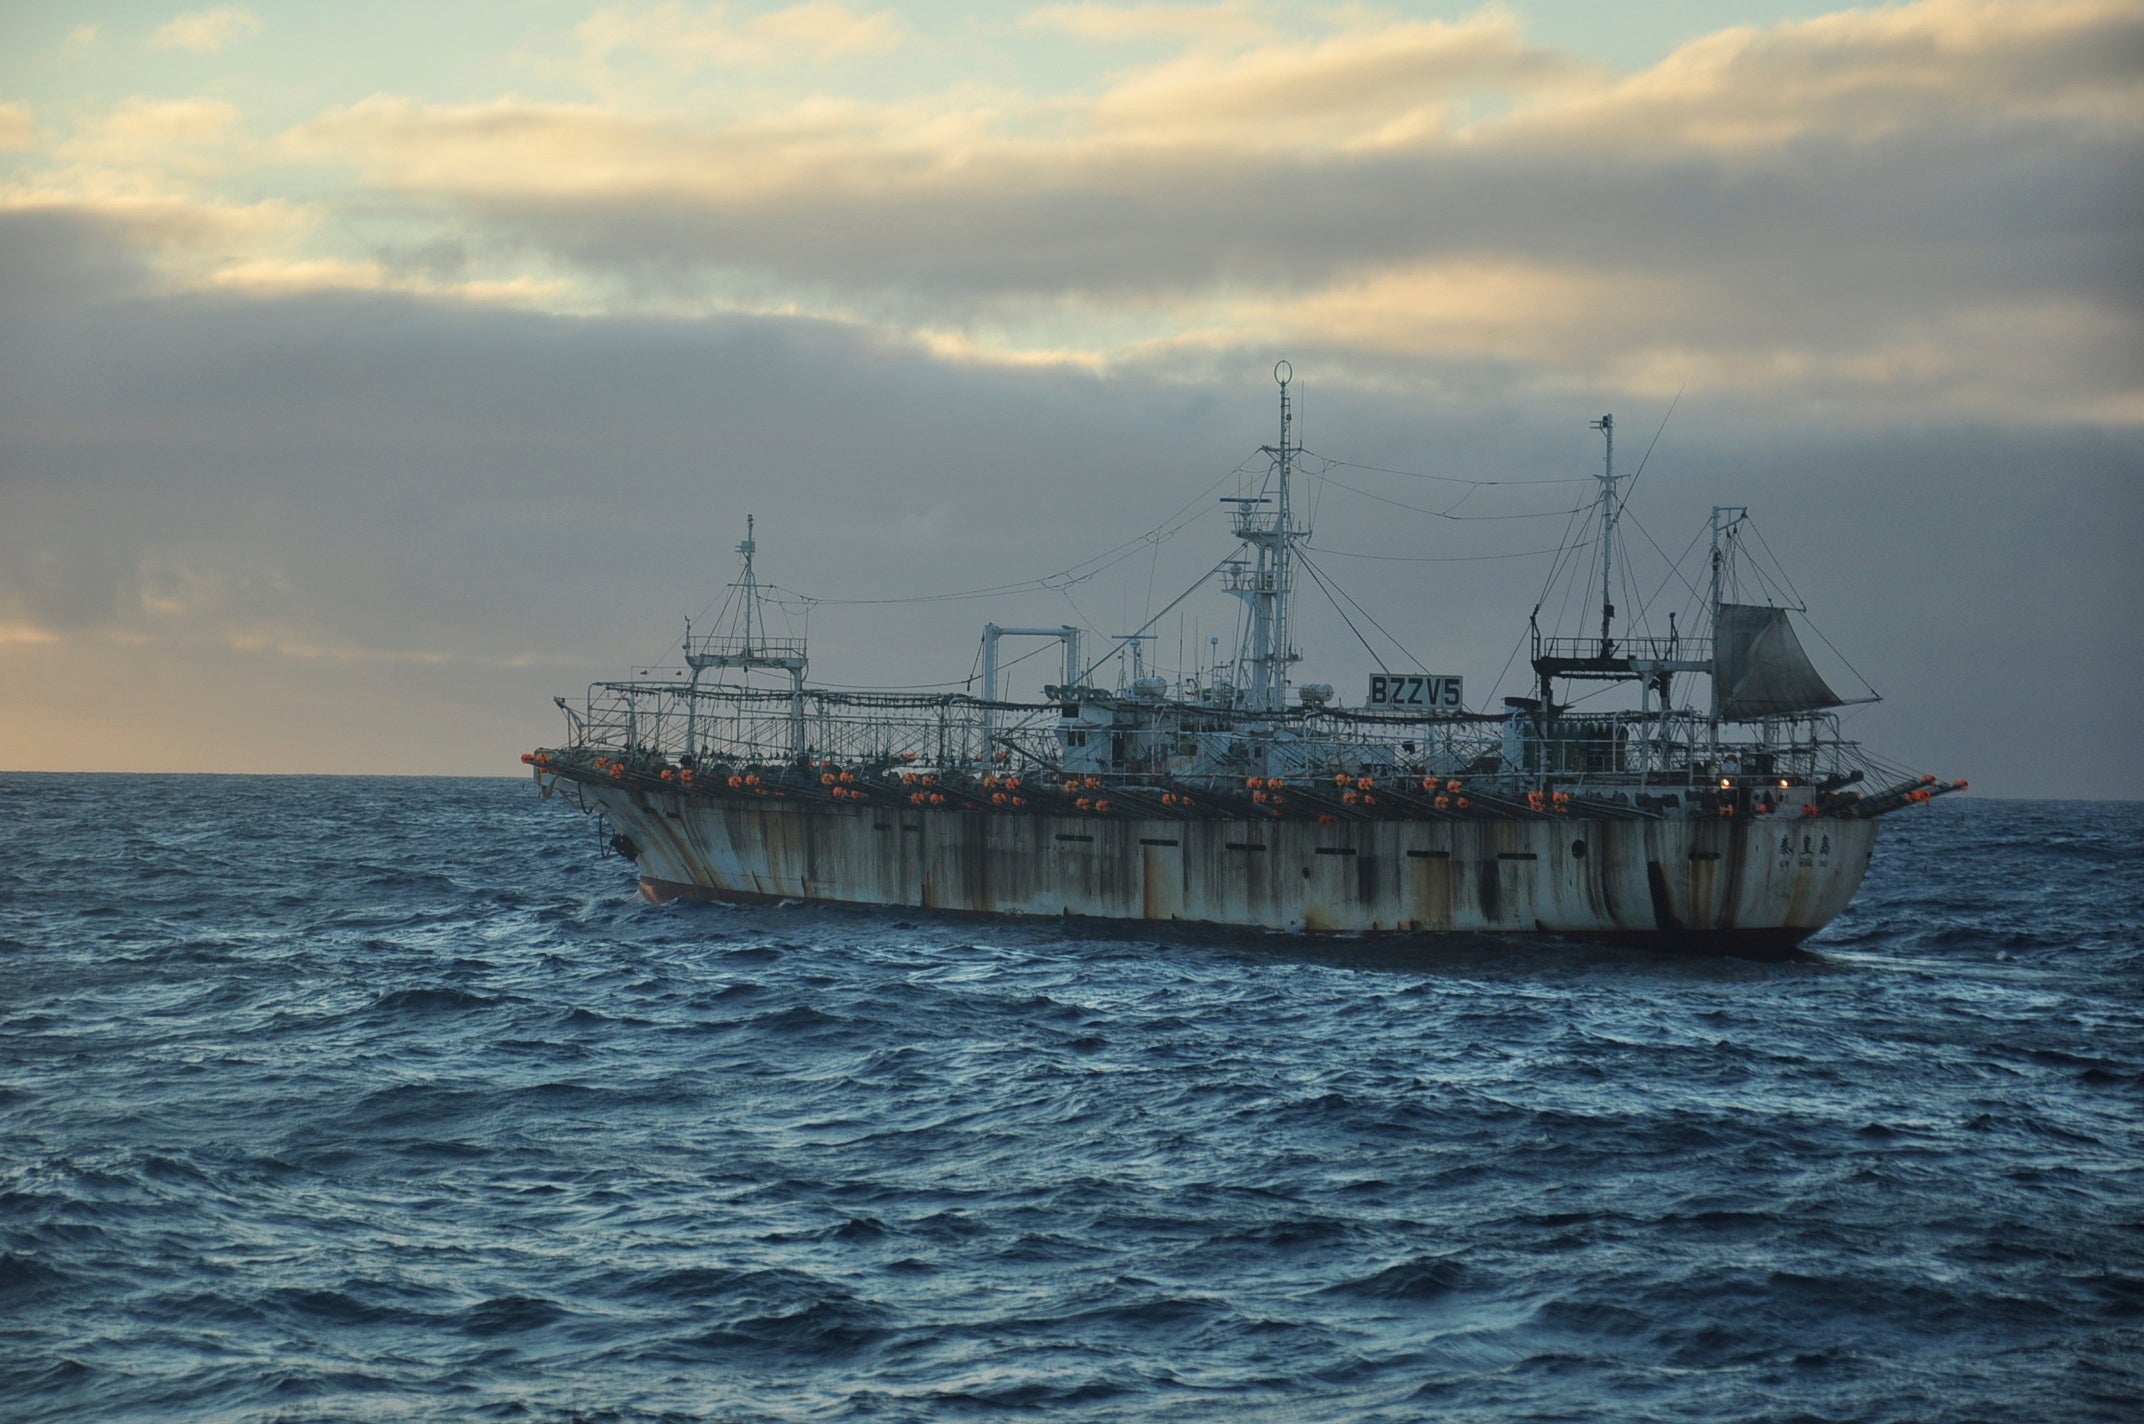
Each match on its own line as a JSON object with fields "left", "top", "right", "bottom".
{"left": 2, "top": 775, "right": 2138, "bottom": 1423}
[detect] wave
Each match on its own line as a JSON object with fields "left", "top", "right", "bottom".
{"left": 3, "top": 778, "right": 2138, "bottom": 1423}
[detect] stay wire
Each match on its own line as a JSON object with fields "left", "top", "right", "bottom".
{"left": 1317, "top": 471, "right": 1589, "bottom": 523}
{"left": 774, "top": 456, "right": 1256, "bottom": 609}
{"left": 1302, "top": 541, "right": 1573, "bottom": 564}
{"left": 1614, "top": 385, "right": 1683, "bottom": 512}
{"left": 1297, "top": 554, "right": 1388, "bottom": 674}
{"left": 1300, "top": 448, "right": 1593, "bottom": 488}
{"left": 1295, "top": 549, "right": 1432, "bottom": 675}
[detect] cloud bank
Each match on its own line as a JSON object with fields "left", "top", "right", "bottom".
{"left": 151, "top": 7, "right": 264, "bottom": 54}
{"left": 1, "top": 0, "right": 2139, "bottom": 786}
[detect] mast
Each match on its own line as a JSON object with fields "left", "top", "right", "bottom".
{"left": 1591, "top": 414, "right": 1616, "bottom": 657}
{"left": 739, "top": 514, "right": 759, "bottom": 654}
{"left": 1234, "top": 359, "right": 1303, "bottom": 713}
{"left": 1707, "top": 505, "right": 1744, "bottom": 730}
{"left": 685, "top": 515, "right": 809, "bottom": 759}
{"left": 1273, "top": 361, "right": 1295, "bottom": 711}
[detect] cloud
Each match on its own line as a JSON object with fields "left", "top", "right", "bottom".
{"left": 0, "top": 208, "right": 2137, "bottom": 786}
{"left": 1, "top": 101, "right": 315, "bottom": 279}
{"left": 152, "top": 7, "right": 264, "bottom": 53}
{"left": 11, "top": 1, "right": 2136, "bottom": 426}
{"left": 1492, "top": 0, "right": 2144, "bottom": 150}
{"left": 199, "top": 253, "right": 570, "bottom": 305}
{"left": 63, "top": 96, "right": 243, "bottom": 163}
{"left": 270, "top": 0, "right": 2143, "bottom": 423}
{"left": 1025, "top": 3, "right": 1270, "bottom": 45}
{"left": 1087, "top": 10, "right": 1595, "bottom": 146}
{"left": 0, "top": 103, "right": 35, "bottom": 150}
{"left": 0, "top": 622, "right": 61, "bottom": 646}
{"left": 222, "top": 629, "right": 453, "bottom": 665}
{"left": 0, "top": 98, "right": 438, "bottom": 299}
{"left": 576, "top": 1, "right": 903, "bottom": 68}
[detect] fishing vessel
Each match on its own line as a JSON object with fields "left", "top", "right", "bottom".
{"left": 527, "top": 365, "right": 1961, "bottom": 957}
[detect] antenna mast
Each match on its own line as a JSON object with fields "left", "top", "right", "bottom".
{"left": 684, "top": 514, "right": 809, "bottom": 758}
{"left": 738, "top": 513, "right": 758, "bottom": 654}
{"left": 1272, "top": 361, "right": 1295, "bottom": 712}
{"left": 1223, "top": 360, "right": 1308, "bottom": 714}
{"left": 1708, "top": 505, "right": 1746, "bottom": 725}
{"left": 1591, "top": 414, "right": 1616, "bottom": 657}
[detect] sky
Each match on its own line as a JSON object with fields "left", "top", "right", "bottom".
{"left": 1, "top": 0, "right": 2140, "bottom": 795}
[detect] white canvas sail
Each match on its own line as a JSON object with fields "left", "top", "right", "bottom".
{"left": 1712, "top": 603, "right": 1843, "bottom": 720}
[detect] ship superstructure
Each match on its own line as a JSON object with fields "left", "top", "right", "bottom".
{"left": 528, "top": 366, "right": 1961, "bottom": 956}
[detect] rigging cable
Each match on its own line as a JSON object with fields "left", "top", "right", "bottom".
{"left": 1294, "top": 548, "right": 1433, "bottom": 676}
{"left": 1315, "top": 470, "right": 1590, "bottom": 523}
{"left": 1299, "top": 449, "right": 1593, "bottom": 488}
{"left": 1302, "top": 542, "right": 1572, "bottom": 564}
{"left": 769, "top": 455, "right": 1259, "bottom": 609}
{"left": 1296, "top": 553, "right": 1396, "bottom": 673}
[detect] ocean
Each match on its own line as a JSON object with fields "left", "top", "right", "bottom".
{"left": 3, "top": 774, "right": 2138, "bottom": 1421}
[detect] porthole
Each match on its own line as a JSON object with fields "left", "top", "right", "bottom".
{"left": 1571, "top": 840, "right": 1588, "bottom": 859}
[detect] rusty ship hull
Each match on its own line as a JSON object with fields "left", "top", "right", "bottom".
{"left": 573, "top": 776, "right": 1878, "bottom": 958}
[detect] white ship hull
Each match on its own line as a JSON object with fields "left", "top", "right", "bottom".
{"left": 583, "top": 782, "right": 1877, "bottom": 958}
